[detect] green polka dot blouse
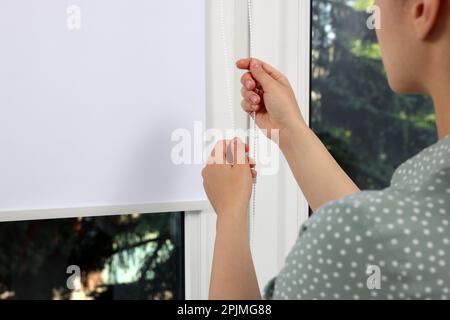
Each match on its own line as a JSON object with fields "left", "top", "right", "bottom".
{"left": 264, "top": 135, "right": 450, "bottom": 300}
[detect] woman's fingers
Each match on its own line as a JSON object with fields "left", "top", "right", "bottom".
{"left": 242, "top": 89, "right": 261, "bottom": 105}
{"left": 236, "top": 58, "right": 252, "bottom": 70}
{"left": 237, "top": 58, "right": 286, "bottom": 83}
{"left": 248, "top": 157, "right": 256, "bottom": 168}
{"left": 230, "top": 138, "right": 246, "bottom": 165}
{"left": 241, "top": 100, "right": 260, "bottom": 113}
{"left": 204, "top": 138, "right": 257, "bottom": 181}
{"left": 228, "top": 138, "right": 255, "bottom": 165}
{"left": 207, "top": 138, "right": 256, "bottom": 173}
{"left": 240, "top": 72, "right": 256, "bottom": 90}
{"left": 241, "top": 85, "right": 262, "bottom": 113}
{"left": 209, "top": 139, "right": 230, "bottom": 164}
{"left": 241, "top": 86, "right": 263, "bottom": 102}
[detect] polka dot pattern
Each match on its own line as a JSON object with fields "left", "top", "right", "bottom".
{"left": 264, "top": 135, "right": 450, "bottom": 300}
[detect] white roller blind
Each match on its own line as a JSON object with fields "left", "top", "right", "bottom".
{"left": 0, "top": 0, "right": 206, "bottom": 217}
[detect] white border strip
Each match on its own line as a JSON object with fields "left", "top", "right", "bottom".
{"left": 184, "top": 211, "right": 202, "bottom": 300}
{"left": 184, "top": 209, "right": 216, "bottom": 300}
{"left": 0, "top": 200, "right": 210, "bottom": 222}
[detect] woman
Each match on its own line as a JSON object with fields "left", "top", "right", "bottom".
{"left": 202, "top": 0, "right": 450, "bottom": 299}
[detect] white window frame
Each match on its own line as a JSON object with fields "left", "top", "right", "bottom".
{"left": 0, "top": 0, "right": 311, "bottom": 301}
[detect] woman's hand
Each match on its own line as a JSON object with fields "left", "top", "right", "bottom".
{"left": 202, "top": 138, "right": 256, "bottom": 219}
{"left": 237, "top": 58, "right": 306, "bottom": 144}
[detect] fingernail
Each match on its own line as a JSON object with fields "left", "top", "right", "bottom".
{"left": 226, "top": 144, "right": 233, "bottom": 163}
{"left": 245, "top": 80, "right": 252, "bottom": 89}
{"left": 250, "top": 95, "right": 258, "bottom": 104}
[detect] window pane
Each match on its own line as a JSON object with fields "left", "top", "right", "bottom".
{"left": 311, "top": 0, "right": 437, "bottom": 190}
{"left": 0, "top": 212, "right": 184, "bottom": 300}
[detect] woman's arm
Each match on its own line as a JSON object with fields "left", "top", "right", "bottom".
{"left": 280, "top": 122, "right": 360, "bottom": 211}
{"left": 209, "top": 211, "right": 261, "bottom": 300}
{"left": 203, "top": 139, "right": 261, "bottom": 300}
{"left": 237, "top": 58, "right": 360, "bottom": 211}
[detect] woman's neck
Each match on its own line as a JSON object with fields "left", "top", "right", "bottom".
{"left": 431, "top": 83, "right": 450, "bottom": 139}
{"left": 427, "top": 56, "right": 450, "bottom": 139}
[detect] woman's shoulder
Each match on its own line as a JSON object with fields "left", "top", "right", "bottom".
{"left": 391, "top": 135, "right": 450, "bottom": 189}
{"left": 300, "top": 182, "right": 450, "bottom": 251}
{"left": 310, "top": 171, "right": 449, "bottom": 228}
{"left": 303, "top": 190, "right": 396, "bottom": 234}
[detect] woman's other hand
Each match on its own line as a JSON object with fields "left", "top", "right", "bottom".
{"left": 237, "top": 58, "right": 306, "bottom": 144}
{"left": 202, "top": 138, "right": 256, "bottom": 219}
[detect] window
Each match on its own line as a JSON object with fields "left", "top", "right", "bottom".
{"left": 311, "top": 0, "right": 437, "bottom": 190}
{"left": 0, "top": 212, "right": 184, "bottom": 300}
